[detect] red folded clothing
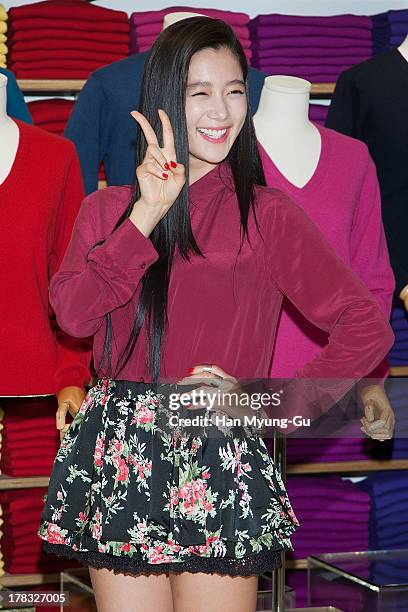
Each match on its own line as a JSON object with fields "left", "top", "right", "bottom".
{"left": 3, "top": 414, "right": 55, "bottom": 433}
{"left": 12, "top": 49, "right": 126, "bottom": 62}
{"left": 10, "top": 59, "right": 111, "bottom": 71}
{"left": 1, "top": 466, "right": 54, "bottom": 476}
{"left": 4, "top": 430, "right": 60, "bottom": 443}
{"left": 11, "top": 28, "right": 129, "bottom": 43}
{"left": 1, "top": 456, "right": 55, "bottom": 467}
{"left": 130, "top": 7, "right": 249, "bottom": 26}
{"left": 10, "top": 39, "right": 129, "bottom": 54}
{"left": 9, "top": 0, "right": 128, "bottom": 23}
{"left": 2, "top": 524, "right": 42, "bottom": 538}
{"left": 2, "top": 505, "right": 44, "bottom": 517}
{"left": 1, "top": 446, "right": 57, "bottom": 458}
{"left": 10, "top": 17, "right": 129, "bottom": 33}
{"left": 0, "top": 488, "right": 47, "bottom": 503}
{"left": 13, "top": 69, "right": 94, "bottom": 78}
{"left": 1, "top": 397, "right": 56, "bottom": 416}
{"left": 4, "top": 560, "right": 75, "bottom": 573}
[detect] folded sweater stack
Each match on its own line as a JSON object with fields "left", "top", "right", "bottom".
{"left": 7, "top": 0, "right": 129, "bottom": 79}
{"left": 0, "top": 397, "right": 60, "bottom": 477}
{"left": 249, "top": 13, "right": 372, "bottom": 82}
{"left": 129, "top": 6, "right": 252, "bottom": 62}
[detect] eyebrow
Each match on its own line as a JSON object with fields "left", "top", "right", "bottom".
{"left": 186, "top": 79, "right": 245, "bottom": 89}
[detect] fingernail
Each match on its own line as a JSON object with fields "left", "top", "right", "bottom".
{"left": 170, "top": 161, "right": 177, "bottom": 168}
{"left": 162, "top": 173, "right": 168, "bottom": 178}
{"left": 188, "top": 368, "right": 195, "bottom": 375}
{"left": 164, "top": 163, "right": 170, "bottom": 170}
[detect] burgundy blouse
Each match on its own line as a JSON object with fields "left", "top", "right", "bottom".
{"left": 49, "top": 161, "right": 393, "bottom": 425}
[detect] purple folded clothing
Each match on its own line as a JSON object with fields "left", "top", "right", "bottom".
{"left": 250, "top": 14, "right": 372, "bottom": 30}
{"left": 251, "top": 25, "right": 372, "bottom": 39}
{"left": 287, "top": 476, "right": 370, "bottom": 498}
{"left": 252, "top": 36, "right": 372, "bottom": 49}
{"left": 252, "top": 45, "right": 371, "bottom": 58}
{"left": 374, "top": 22, "right": 408, "bottom": 36}
{"left": 130, "top": 7, "right": 250, "bottom": 27}
{"left": 292, "top": 520, "right": 366, "bottom": 533}
{"left": 256, "top": 63, "right": 353, "bottom": 75}
{"left": 253, "top": 54, "right": 369, "bottom": 67}
{"left": 298, "top": 510, "right": 369, "bottom": 523}
{"left": 258, "top": 68, "right": 343, "bottom": 81}
{"left": 309, "top": 104, "right": 329, "bottom": 124}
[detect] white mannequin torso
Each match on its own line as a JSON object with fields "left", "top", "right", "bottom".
{"left": 398, "top": 34, "right": 408, "bottom": 61}
{"left": 0, "top": 75, "right": 20, "bottom": 186}
{"left": 253, "top": 76, "right": 321, "bottom": 188}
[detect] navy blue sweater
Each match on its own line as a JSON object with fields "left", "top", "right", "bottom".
{"left": 0, "top": 68, "right": 32, "bottom": 124}
{"left": 65, "top": 52, "right": 267, "bottom": 194}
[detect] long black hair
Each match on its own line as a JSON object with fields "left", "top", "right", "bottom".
{"left": 97, "top": 16, "right": 266, "bottom": 382}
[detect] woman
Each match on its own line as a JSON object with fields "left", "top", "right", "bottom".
{"left": 37, "top": 17, "right": 393, "bottom": 612}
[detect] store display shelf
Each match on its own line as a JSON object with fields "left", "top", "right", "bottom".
{"left": 389, "top": 366, "right": 408, "bottom": 376}
{"left": 0, "top": 475, "right": 49, "bottom": 490}
{"left": 287, "top": 459, "right": 408, "bottom": 475}
{"left": 16, "top": 79, "right": 335, "bottom": 96}
{"left": 17, "top": 79, "right": 85, "bottom": 92}
{"left": 0, "top": 571, "right": 60, "bottom": 587}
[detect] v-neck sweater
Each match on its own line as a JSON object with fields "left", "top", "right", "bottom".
{"left": 49, "top": 160, "right": 393, "bottom": 429}
{"left": 259, "top": 124, "right": 395, "bottom": 380}
{"left": 0, "top": 120, "right": 91, "bottom": 395}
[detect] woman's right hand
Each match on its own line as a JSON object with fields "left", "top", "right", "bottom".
{"left": 130, "top": 108, "right": 186, "bottom": 235}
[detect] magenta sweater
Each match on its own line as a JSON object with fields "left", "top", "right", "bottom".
{"left": 259, "top": 124, "right": 395, "bottom": 380}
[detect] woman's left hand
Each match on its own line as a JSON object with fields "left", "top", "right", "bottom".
{"left": 176, "top": 364, "right": 246, "bottom": 420}
{"left": 360, "top": 384, "right": 395, "bottom": 441}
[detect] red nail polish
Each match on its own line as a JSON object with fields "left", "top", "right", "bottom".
{"left": 170, "top": 161, "right": 177, "bottom": 168}
{"left": 162, "top": 173, "right": 168, "bottom": 178}
{"left": 188, "top": 368, "right": 195, "bottom": 375}
{"left": 164, "top": 163, "right": 170, "bottom": 170}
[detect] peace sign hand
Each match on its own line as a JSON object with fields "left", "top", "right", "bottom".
{"left": 131, "top": 108, "right": 186, "bottom": 223}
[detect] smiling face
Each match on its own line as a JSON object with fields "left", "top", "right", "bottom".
{"left": 185, "top": 46, "right": 248, "bottom": 182}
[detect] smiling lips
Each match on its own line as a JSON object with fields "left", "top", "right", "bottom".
{"left": 197, "top": 127, "right": 230, "bottom": 143}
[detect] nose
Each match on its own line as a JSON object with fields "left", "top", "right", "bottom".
{"left": 207, "top": 93, "right": 229, "bottom": 122}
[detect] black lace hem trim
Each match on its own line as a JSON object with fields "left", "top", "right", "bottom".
{"left": 43, "top": 542, "right": 283, "bottom": 577}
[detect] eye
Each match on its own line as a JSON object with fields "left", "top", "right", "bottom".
{"left": 191, "top": 92, "right": 208, "bottom": 96}
{"left": 229, "top": 89, "right": 245, "bottom": 95}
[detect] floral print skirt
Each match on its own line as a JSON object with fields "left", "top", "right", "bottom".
{"left": 38, "top": 378, "right": 300, "bottom": 577}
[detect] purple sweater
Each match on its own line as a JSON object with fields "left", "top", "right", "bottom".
{"left": 259, "top": 124, "right": 395, "bottom": 380}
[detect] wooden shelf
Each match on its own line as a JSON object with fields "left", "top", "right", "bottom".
{"left": 16, "top": 79, "right": 336, "bottom": 96}
{"left": 0, "top": 571, "right": 60, "bottom": 587}
{"left": 310, "top": 83, "right": 335, "bottom": 95}
{"left": 0, "top": 475, "right": 49, "bottom": 490}
{"left": 389, "top": 366, "right": 408, "bottom": 376}
{"left": 17, "top": 79, "right": 85, "bottom": 92}
{"left": 287, "top": 459, "right": 408, "bottom": 474}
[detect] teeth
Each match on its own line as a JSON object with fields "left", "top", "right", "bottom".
{"left": 198, "top": 128, "right": 227, "bottom": 138}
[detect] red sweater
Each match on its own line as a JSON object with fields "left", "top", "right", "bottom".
{"left": 0, "top": 120, "right": 91, "bottom": 395}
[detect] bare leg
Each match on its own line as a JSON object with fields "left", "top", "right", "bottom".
{"left": 170, "top": 572, "right": 258, "bottom": 612}
{"left": 89, "top": 566, "right": 174, "bottom": 612}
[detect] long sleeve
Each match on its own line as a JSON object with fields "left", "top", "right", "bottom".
{"left": 0, "top": 67, "right": 32, "bottom": 123}
{"left": 262, "top": 192, "right": 394, "bottom": 433}
{"left": 49, "top": 147, "right": 92, "bottom": 393}
{"left": 49, "top": 189, "right": 159, "bottom": 340}
{"left": 64, "top": 73, "right": 103, "bottom": 195}
{"left": 349, "top": 152, "right": 395, "bottom": 381}
{"left": 325, "top": 71, "right": 359, "bottom": 137}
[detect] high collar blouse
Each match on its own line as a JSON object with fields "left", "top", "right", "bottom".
{"left": 49, "top": 161, "right": 393, "bottom": 403}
